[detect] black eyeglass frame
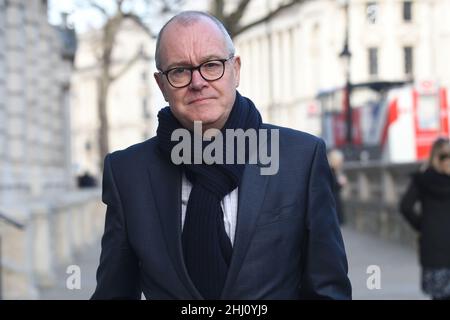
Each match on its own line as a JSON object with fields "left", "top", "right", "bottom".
{"left": 438, "top": 153, "right": 450, "bottom": 161}
{"left": 159, "top": 55, "right": 234, "bottom": 88}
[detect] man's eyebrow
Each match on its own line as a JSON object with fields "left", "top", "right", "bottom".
{"left": 165, "top": 55, "right": 225, "bottom": 70}
{"left": 165, "top": 60, "right": 191, "bottom": 70}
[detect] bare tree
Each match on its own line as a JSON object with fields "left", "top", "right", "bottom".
{"left": 71, "top": 0, "right": 182, "bottom": 168}
{"left": 210, "top": 0, "right": 309, "bottom": 38}
{"left": 59, "top": 0, "right": 306, "bottom": 169}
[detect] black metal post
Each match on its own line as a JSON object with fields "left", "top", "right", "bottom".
{"left": 345, "top": 77, "right": 353, "bottom": 146}
{"left": 340, "top": 0, "right": 353, "bottom": 157}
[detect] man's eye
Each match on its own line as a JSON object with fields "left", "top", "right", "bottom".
{"left": 171, "top": 67, "right": 186, "bottom": 75}
{"left": 203, "top": 62, "right": 221, "bottom": 69}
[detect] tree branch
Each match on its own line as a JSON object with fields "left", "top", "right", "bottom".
{"left": 123, "top": 13, "right": 156, "bottom": 38}
{"left": 116, "top": 0, "right": 126, "bottom": 11}
{"left": 211, "top": 0, "right": 226, "bottom": 21}
{"left": 232, "top": 0, "right": 308, "bottom": 38}
{"left": 226, "top": 0, "right": 252, "bottom": 27}
{"left": 87, "top": 0, "right": 109, "bottom": 17}
{"left": 158, "top": 0, "right": 185, "bottom": 14}
{"left": 110, "top": 49, "right": 143, "bottom": 82}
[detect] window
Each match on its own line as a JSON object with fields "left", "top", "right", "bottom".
{"left": 404, "top": 46, "right": 413, "bottom": 76}
{"left": 366, "top": 2, "right": 379, "bottom": 24}
{"left": 142, "top": 98, "right": 150, "bottom": 119}
{"left": 403, "top": 1, "right": 413, "bottom": 22}
{"left": 417, "top": 95, "right": 439, "bottom": 130}
{"left": 141, "top": 71, "right": 148, "bottom": 81}
{"left": 368, "top": 47, "right": 378, "bottom": 76}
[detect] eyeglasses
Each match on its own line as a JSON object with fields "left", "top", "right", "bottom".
{"left": 438, "top": 153, "right": 450, "bottom": 161}
{"left": 160, "top": 56, "right": 234, "bottom": 88}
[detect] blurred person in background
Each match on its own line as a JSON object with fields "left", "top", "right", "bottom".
{"left": 400, "top": 137, "right": 450, "bottom": 300}
{"left": 77, "top": 171, "right": 98, "bottom": 188}
{"left": 328, "top": 149, "right": 347, "bottom": 225}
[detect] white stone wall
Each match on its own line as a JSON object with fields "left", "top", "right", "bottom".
{"left": 0, "top": 0, "right": 104, "bottom": 299}
{"left": 0, "top": 0, "right": 72, "bottom": 202}
{"left": 0, "top": 0, "right": 6, "bottom": 175}
{"left": 0, "top": 189, "right": 104, "bottom": 299}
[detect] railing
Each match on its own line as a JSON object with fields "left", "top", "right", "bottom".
{"left": 0, "top": 212, "right": 25, "bottom": 300}
{"left": 342, "top": 161, "right": 422, "bottom": 247}
{"left": 0, "top": 188, "right": 104, "bottom": 299}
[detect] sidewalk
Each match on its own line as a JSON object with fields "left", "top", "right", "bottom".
{"left": 39, "top": 240, "right": 101, "bottom": 300}
{"left": 38, "top": 227, "right": 429, "bottom": 300}
{"left": 341, "top": 226, "right": 428, "bottom": 300}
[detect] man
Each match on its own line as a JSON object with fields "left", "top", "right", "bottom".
{"left": 92, "top": 11, "right": 351, "bottom": 300}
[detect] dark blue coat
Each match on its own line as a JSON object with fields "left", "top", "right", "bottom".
{"left": 92, "top": 124, "right": 352, "bottom": 300}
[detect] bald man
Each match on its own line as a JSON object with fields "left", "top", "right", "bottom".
{"left": 92, "top": 11, "right": 351, "bottom": 300}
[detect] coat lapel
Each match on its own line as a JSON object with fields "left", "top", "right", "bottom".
{"left": 220, "top": 163, "right": 269, "bottom": 299}
{"left": 146, "top": 153, "right": 203, "bottom": 299}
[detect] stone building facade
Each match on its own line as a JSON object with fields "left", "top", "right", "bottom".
{"left": 0, "top": 0, "right": 103, "bottom": 299}
{"left": 233, "top": 0, "right": 450, "bottom": 135}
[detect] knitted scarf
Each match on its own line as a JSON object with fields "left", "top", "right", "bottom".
{"left": 156, "top": 91, "right": 262, "bottom": 299}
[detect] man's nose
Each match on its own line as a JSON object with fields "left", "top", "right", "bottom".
{"left": 189, "top": 69, "right": 208, "bottom": 90}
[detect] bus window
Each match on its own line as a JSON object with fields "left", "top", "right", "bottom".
{"left": 417, "top": 94, "right": 439, "bottom": 130}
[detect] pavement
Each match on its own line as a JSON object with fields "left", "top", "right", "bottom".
{"left": 38, "top": 240, "right": 101, "bottom": 300}
{"left": 38, "top": 226, "right": 429, "bottom": 300}
{"left": 341, "top": 226, "right": 427, "bottom": 300}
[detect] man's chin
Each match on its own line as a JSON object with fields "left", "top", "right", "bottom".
{"left": 187, "top": 117, "right": 224, "bottom": 131}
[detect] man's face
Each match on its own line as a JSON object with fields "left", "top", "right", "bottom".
{"left": 154, "top": 18, "right": 241, "bottom": 131}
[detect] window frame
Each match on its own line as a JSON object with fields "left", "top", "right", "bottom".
{"left": 368, "top": 47, "right": 379, "bottom": 77}
{"left": 403, "top": 1, "right": 413, "bottom": 22}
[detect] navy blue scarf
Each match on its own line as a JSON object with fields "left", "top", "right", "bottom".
{"left": 156, "top": 91, "right": 262, "bottom": 299}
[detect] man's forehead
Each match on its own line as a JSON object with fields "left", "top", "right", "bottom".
{"left": 159, "top": 19, "right": 228, "bottom": 66}
{"left": 162, "top": 18, "right": 224, "bottom": 45}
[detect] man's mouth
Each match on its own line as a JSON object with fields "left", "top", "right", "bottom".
{"left": 188, "top": 97, "right": 214, "bottom": 104}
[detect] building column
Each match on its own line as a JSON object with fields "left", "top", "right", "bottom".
{"left": 292, "top": 26, "right": 300, "bottom": 102}
{"left": 34, "top": 13, "right": 55, "bottom": 196}
{"left": 259, "top": 35, "right": 270, "bottom": 117}
{"left": 281, "top": 29, "right": 291, "bottom": 101}
{"left": 4, "top": 0, "right": 27, "bottom": 203}
{"left": 46, "top": 27, "right": 67, "bottom": 192}
{"left": 0, "top": 0, "right": 6, "bottom": 184}
{"left": 247, "top": 38, "right": 255, "bottom": 99}
{"left": 24, "top": 0, "right": 43, "bottom": 198}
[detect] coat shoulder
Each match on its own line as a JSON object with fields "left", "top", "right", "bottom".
{"left": 107, "top": 137, "right": 160, "bottom": 169}
{"left": 261, "top": 123, "right": 325, "bottom": 151}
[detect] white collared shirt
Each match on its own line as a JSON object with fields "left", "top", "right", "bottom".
{"left": 181, "top": 173, "right": 239, "bottom": 246}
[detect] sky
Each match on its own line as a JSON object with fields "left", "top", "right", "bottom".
{"left": 48, "top": 0, "right": 118, "bottom": 32}
{"left": 48, "top": 0, "right": 208, "bottom": 34}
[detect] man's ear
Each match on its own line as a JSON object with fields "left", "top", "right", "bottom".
{"left": 233, "top": 56, "right": 241, "bottom": 88}
{"left": 154, "top": 72, "right": 169, "bottom": 102}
